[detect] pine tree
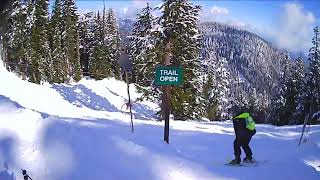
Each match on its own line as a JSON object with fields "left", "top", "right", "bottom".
{"left": 4, "top": 0, "right": 33, "bottom": 79}
{"left": 268, "top": 54, "right": 291, "bottom": 125}
{"left": 62, "top": 0, "right": 81, "bottom": 82}
{"left": 251, "top": 90, "right": 269, "bottom": 123}
{"left": 24, "top": 0, "right": 35, "bottom": 80}
{"left": 281, "top": 63, "right": 297, "bottom": 125}
{"left": 229, "top": 69, "right": 250, "bottom": 115}
{"left": 202, "top": 52, "right": 231, "bottom": 121}
{"left": 304, "top": 26, "right": 320, "bottom": 124}
{"left": 202, "top": 72, "right": 219, "bottom": 121}
{"left": 0, "top": 0, "right": 14, "bottom": 36}
{"left": 49, "top": 0, "right": 65, "bottom": 83}
{"left": 78, "top": 11, "right": 94, "bottom": 76}
{"left": 30, "top": 0, "right": 52, "bottom": 84}
{"left": 158, "top": 0, "right": 202, "bottom": 120}
{"left": 89, "top": 11, "right": 110, "bottom": 80}
{"left": 215, "top": 56, "right": 231, "bottom": 119}
{"left": 291, "top": 55, "right": 305, "bottom": 124}
{"left": 130, "top": 3, "right": 156, "bottom": 86}
{"left": 104, "top": 8, "right": 121, "bottom": 79}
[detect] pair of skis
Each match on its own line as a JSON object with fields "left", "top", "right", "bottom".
{"left": 225, "top": 162, "right": 259, "bottom": 167}
{"left": 224, "top": 159, "right": 265, "bottom": 167}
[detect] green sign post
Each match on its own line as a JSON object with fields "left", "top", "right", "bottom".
{"left": 155, "top": 66, "right": 183, "bottom": 86}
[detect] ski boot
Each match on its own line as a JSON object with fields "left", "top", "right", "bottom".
{"left": 243, "top": 156, "right": 256, "bottom": 163}
{"left": 229, "top": 158, "right": 241, "bottom": 165}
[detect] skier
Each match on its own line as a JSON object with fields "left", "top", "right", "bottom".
{"left": 229, "top": 112, "right": 256, "bottom": 165}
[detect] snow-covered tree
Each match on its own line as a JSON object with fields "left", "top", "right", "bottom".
{"left": 158, "top": 0, "right": 202, "bottom": 120}
{"left": 250, "top": 90, "right": 269, "bottom": 123}
{"left": 291, "top": 55, "right": 306, "bottom": 124}
{"left": 104, "top": 8, "right": 121, "bottom": 79}
{"left": 215, "top": 56, "right": 231, "bottom": 119}
{"left": 280, "top": 57, "right": 305, "bottom": 125}
{"left": 229, "top": 70, "right": 249, "bottom": 115}
{"left": 268, "top": 54, "right": 291, "bottom": 125}
{"left": 304, "top": 26, "right": 320, "bottom": 124}
{"left": 89, "top": 11, "right": 110, "bottom": 80}
{"left": 4, "top": 0, "right": 33, "bottom": 79}
{"left": 202, "top": 52, "right": 231, "bottom": 120}
{"left": 78, "top": 11, "right": 95, "bottom": 76}
{"left": 201, "top": 69, "right": 219, "bottom": 121}
{"left": 62, "top": 0, "right": 81, "bottom": 82}
{"left": 49, "top": 0, "right": 65, "bottom": 83}
{"left": 130, "top": 3, "right": 156, "bottom": 86}
{"left": 30, "top": 0, "right": 52, "bottom": 84}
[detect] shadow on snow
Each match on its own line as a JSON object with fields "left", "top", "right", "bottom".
{"left": 52, "top": 84, "right": 119, "bottom": 112}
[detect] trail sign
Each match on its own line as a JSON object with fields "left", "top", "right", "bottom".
{"left": 119, "top": 53, "right": 132, "bottom": 72}
{"left": 155, "top": 66, "right": 183, "bottom": 86}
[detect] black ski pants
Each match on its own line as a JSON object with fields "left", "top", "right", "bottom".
{"left": 233, "top": 133, "right": 253, "bottom": 159}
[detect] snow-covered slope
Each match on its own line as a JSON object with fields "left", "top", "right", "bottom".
{"left": 0, "top": 59, "right": 319, "bottom": 180}
{"left": 200, "top": 22, "right": 290, "bottom": 112}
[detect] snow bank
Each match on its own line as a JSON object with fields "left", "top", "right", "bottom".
{"left": 0, "top": 60, "right": 158, "bottom": 121}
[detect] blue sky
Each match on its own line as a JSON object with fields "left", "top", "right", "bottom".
{"left": 194, "top": 0, "right": 320, "bottom": 54}
{"left": 52, "top": 0, "right": 320, "bottom": 54}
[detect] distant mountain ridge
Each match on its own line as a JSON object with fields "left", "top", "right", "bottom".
{"left": 119, "top": 18, "right": 134, "bottom": 46}
{"left": 199, "top": 22, "right": 290, "bottom": 102}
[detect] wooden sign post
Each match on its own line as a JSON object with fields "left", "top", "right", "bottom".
{"left": 156, "top": 42, "right": 183, "bottom": 144}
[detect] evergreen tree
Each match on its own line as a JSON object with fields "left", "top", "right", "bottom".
{"left": 1, "top": 0, "right": 15, "bottom": 70}
{"left": 4, "top": 0, "right": 32, "bottom": 79}
{"left": 215, "top": 56, "right": 231, "bottom": 119}
{"left": 304, "top": 26, "right": 320, "bottom": 124}
{"left": 281, "top": 65, "right": 297, "bottom": 125}
{"left": 49, "top": 0, "right": 65, "bottom": 83}
{"left": 251, "top": 90, "right": 269, "bottom": 123}
{"left": 89, "top": 11, "right": 110, "bottom": 80}
{"left": 130, "top": 3, "right": 156, "bottom": 86}
{"left": 158, "top": 0, "right": 202, "bottom": 120}
{"left": 78, "top": 11, "right": 94, "bottom": 76}
{"left": 291, "top": 55, "right": 305, "bottom": 124}
{"left": 62, "top": 0, "right": 81, "bottom": 82}
{"left": 0, "top": 0, "right": 14, "bottom": 36}
{"left": 202, "top": 53, "right": 231, "bottom": 120}
{"left": 30, "top": 0, "right": 52, "bottom": 84}
{"left": 202, "top": 72, "right": 219, "bottom": 121}
{"left": 229, "top": 70, "right": 250, "bottom": 114}
{"left": 24, "top": 0, "right": 35, "bottom": 79}
{"left": 268, "top": 54, "right": 291, "bottom": 125}
{"left": 104, "top": 8, "right": 121, "bottom": 79}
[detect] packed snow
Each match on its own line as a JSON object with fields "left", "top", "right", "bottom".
{"left": 0, "top": 59, "right": 319, "bottom": 180}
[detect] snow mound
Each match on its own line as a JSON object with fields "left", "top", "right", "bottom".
{"left": 0, "top": 60, "right": 158, "bottom": 120}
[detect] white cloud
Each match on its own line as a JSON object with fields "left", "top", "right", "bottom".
{"left": 227, "top": 20, "right": 249, "bottom": 29}
{"left": 123, "top": 7, "right": 128, "bottom": 14}
{"left": 132, "top": 0, "right": 149, "bottom": 7}
{"left": 117, "top": 0, "right": 150, "bottom": 19}
{"left": 200, "top": 8, "right": 249, "bottom": 30}
{"left": 199, "top": 6, "right": 230, "bottom": 23}
{"left": 266, "top": 2, "right": 316, "bottom": 53}
{"left": 210, "top": 6, "right": 229, "bottom": 16}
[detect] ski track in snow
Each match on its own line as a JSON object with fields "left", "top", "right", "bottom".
{"left": 0, "top": 60, "right": 320, "bottom": 180}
